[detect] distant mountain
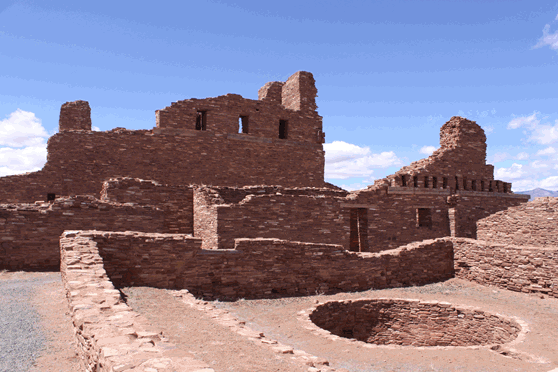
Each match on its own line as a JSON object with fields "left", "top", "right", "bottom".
{"left": 516, "top": 188, "right": 558, "bottom": 201}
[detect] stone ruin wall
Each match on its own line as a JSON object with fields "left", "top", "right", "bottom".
{"left": 60, "top": 231, "right": 211, "bottom": 371}
{"left": 451, "top": 237, "right": 558, "bottom": 298}
{"left": 0, "top": 71, "right": 326, "bottom": 204}
{"left": 0, "top": 196, "right": 169, "bottom": 271}
{"left": 383, "top": 117, "right": 511, "bottom": 194}
{"left": 63, "top": 231, "right": 454, "bottom": 300}
{"left": 476, "top": 197, "right": 558, "bottom": 248}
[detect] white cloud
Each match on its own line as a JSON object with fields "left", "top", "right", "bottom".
{"left": 536, "top": 147, "right": 557, "bottom": 156}
{"left": 482, "top": 125, "right": 494, "bottom": 135}
{"left": 533, "top": 23, "right": 558, "bottom": 50}
{"left": 324, "top": 141, "right": 402, "bottom": 179}
{"left": 530, "top": 160, "right": 549, "bottom": 169}
{"left": 0, "top": 109, "right": 48, "bottom": 147}
{"left": 507, "top": 113, "right": 558, "bottom": 145}
{"left": 512, "top": 176, "right": 558, "bottom": 192}
{"left": 419, "top": 146, "right": 437, "bottom": 155}
{"left": 0, "top": 109, "right": 48, "bottom": 176}
{"left": 92, "top": 126, "right": 101, "bottom": 131}
{"left": 515, "top": 152, "right": 529, "bottom": 160}
{"left": 491, "top": 152, "right": 510, "bottom": 163}
{"left": 495, "top": 163, "right": 524, "bottom": 180}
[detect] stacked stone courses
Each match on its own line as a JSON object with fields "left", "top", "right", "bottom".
{"left": 476, "top": 197, "right": 558, "bottom": 248}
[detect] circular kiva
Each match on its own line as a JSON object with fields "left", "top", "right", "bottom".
{"left": 309, "top": 299, "right": 521, "bottom": 347}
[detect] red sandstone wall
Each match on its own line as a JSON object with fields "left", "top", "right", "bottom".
{"left": 101, "top": 177, "right": 194, "bottom": 234}
{"left": 0, "top": 129, "right": 325, "bottom": 203}
{"left": 476, "top": 197, "right": 558, "bottom": 248}
{"left": 60, "top": 231, "right": 210, "bottom": 371}
{"left": 80, "top": 231, "right": 454, "bottom": 300}
{"left": 451, "top": 237, "right": 558, "bottom": 298}
{"left": 0, "top": 196, "right": 166, "bottom": 270}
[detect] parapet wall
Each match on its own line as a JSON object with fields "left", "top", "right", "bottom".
{"left": 0, "top": 196, "right": 166, "bottom": 271}
{"left": 476, "top": 197, "right": 558, "bottom": 248}
{"left": 74, "top": 231, "right": 454, "bottom": 299}
{"left": 451, "top": 237, "right": 558, "bottom": 298}
{"left": 60, "top": 231, "right": 210, "bottom": 371}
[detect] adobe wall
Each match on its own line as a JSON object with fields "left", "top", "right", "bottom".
{"left": 75, "top": 231, "right": 454, "bottom": 300}
{"left": 476, "top": 197, "right": 558, "bottom": 248}
{"left": 101, "top": 177, "right": 194, "bottom": 234}
{"left": 451, "top": 237, "right": 558, "bottom": 298}
{"left": 60, "top": 231, "right": 210, "bottom": 371}
{"left": 0, "top": 196, "right": 166, "bottom": 271}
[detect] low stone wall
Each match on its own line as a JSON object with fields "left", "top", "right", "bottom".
{"left": 310, "top": 298, "right": 521, "bottom": 347}
{"left": 60, "top": 231, "right": 211, "bottom": 371}
{"left": 476, "top": 197, "right": 558, "bottom": 248}
{"left": 0, "top": 196, "right": 166, "bottom": 271}
{"left": 75, "top": 231, "right": 454, "bottom": 299}
{"left": 451, "top": 237, "right": 558, "bottom": 297}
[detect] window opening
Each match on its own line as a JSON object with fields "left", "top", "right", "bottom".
{"left": 432, "top": 177, "right": 438, "bottom": 189}
{"left": 349, "top": 208, "right": 369, "bottom": 252}
{"left": 47, "top": 193, "right": 56, "bottom": 202}
{"left": 471, "top": 180, "right": 477, "bottom": 191}
{"left": 279, "top": 120, "right": 288, "bottom": 139}
{"left": 239, "top": 116, "right": 249, "bottom": 134}
{"left": 442, "top": 177, "right": 448, "bottom": 189}
{"left": 503, "top": 183, "right": 508, "bottom": 193}
{"left": 463, "top": 178, "right": 468, "bottom": 190}
{"left": 480, "top": 180, "right": 485, "bottom": 192}
{"left": 401, "top": 175, "right": 407, "bottom": 187}
{"left": 417, "top": 208, "right": 432, "bottom": 229}
{"left": 424, "top": 176, "right": 429, "bottom": 188}
{"left": 489, "top": 181, "right": 494, "bottom": 192}
{"left": 413, "top": 176, "right": 418, "bottom": 187}
{"left": 196, "top": 111, "right": 207, "bottom": 131}
{"left": 455, "top": 176, "right": 459, "bottom": 190}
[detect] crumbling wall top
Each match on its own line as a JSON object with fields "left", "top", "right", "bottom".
{"left": 59, "top": 100, "right": 92, "bottom": 132}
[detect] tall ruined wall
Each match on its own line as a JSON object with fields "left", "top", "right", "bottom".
{"left": 68, "top": 231, "right": 454, "bottom": 300}
{"left": 452, "top": 238, "right": 557, "bottom": 298}
{"left": 385, "top": 117, "right": 510, "bottom": 193}
{"left": 101, "top": 177, "right": 194, "bottom": 234}
{"left": 0, "top": 128, "right": 325, "bottom": 203}
{"left": 156, "top": 71, "right": 324, "bottom": 144}
{"left": 0, "top": 196, "right": 166, "bottom": 270}
{"left": 476, "top": 197, "right": 558, "bottom": 248}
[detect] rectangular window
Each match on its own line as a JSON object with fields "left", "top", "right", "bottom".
{"left": 432, "top": 176, "right": 438, "bottom": 189}
{"left": 489, "top": 181, "right": 494, "bottom": 192}
{"left": 424, "top": 176, "right": 429, "bottom": 188}
{"left": 47, "top": 193, "right": 56, "bottom": 201}
{"left": 401, "top": 175, "right": 407, "bottom": 187}
{"left": 417, "top": 208, "right": 432, "bottom": 229}
{"left": 239, "top": 116, "right": 249, "bottom": 134}
{"left": 472, "top": 180, "right": 477, "bottom": 191}
{"left": 413, "top": 176, "right": 418, "bottom": 187}
{"left": 442, "top": 177, "right": 448, "bottom": 189}
{"left": 480, "top": 180, "right": 485, "bottom": 191}
{"left": 455, "top": 176, "right": 460, "bottom": 190}
{"left": 196, "top": 111, "right": 207, "bottom": 131}
{"left": 463, "top": 178, "right": 468, "bottom": 190}
{"left": 279, "top": 120, "right": 288, "bottom": 139}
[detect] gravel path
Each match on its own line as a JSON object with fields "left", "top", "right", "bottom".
{"left": 0, "top": 273, "right": 52, "bottom": 372}
{"left": 0, "top": 272, "right": 80, "bottom": 372}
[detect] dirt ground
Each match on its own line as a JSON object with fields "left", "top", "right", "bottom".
{"left": 1, "top": 271, "right": 556, "bottom": 372}
{"left": 123, "top": 278, "right": 557, "bottom": 372}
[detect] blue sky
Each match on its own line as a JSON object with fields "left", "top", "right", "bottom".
{"left": 1, "top": 0, "right": 557, "bottom": 191}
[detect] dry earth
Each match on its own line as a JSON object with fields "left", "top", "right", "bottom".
{"left": 123, "top": 279, "right": 557, "bottom": 372}
{"left": 1, "top": 271, "right": 556, "bottom": 372}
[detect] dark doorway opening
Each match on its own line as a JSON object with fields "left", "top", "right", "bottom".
{"left": 279, "top": 120, "right": 288, "bottom": 139}
{"left": 47, "top": 193, "right": 56, "bottom": 202}
{"left": 350, "top": 208, "right": 369, "bottom": 252}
